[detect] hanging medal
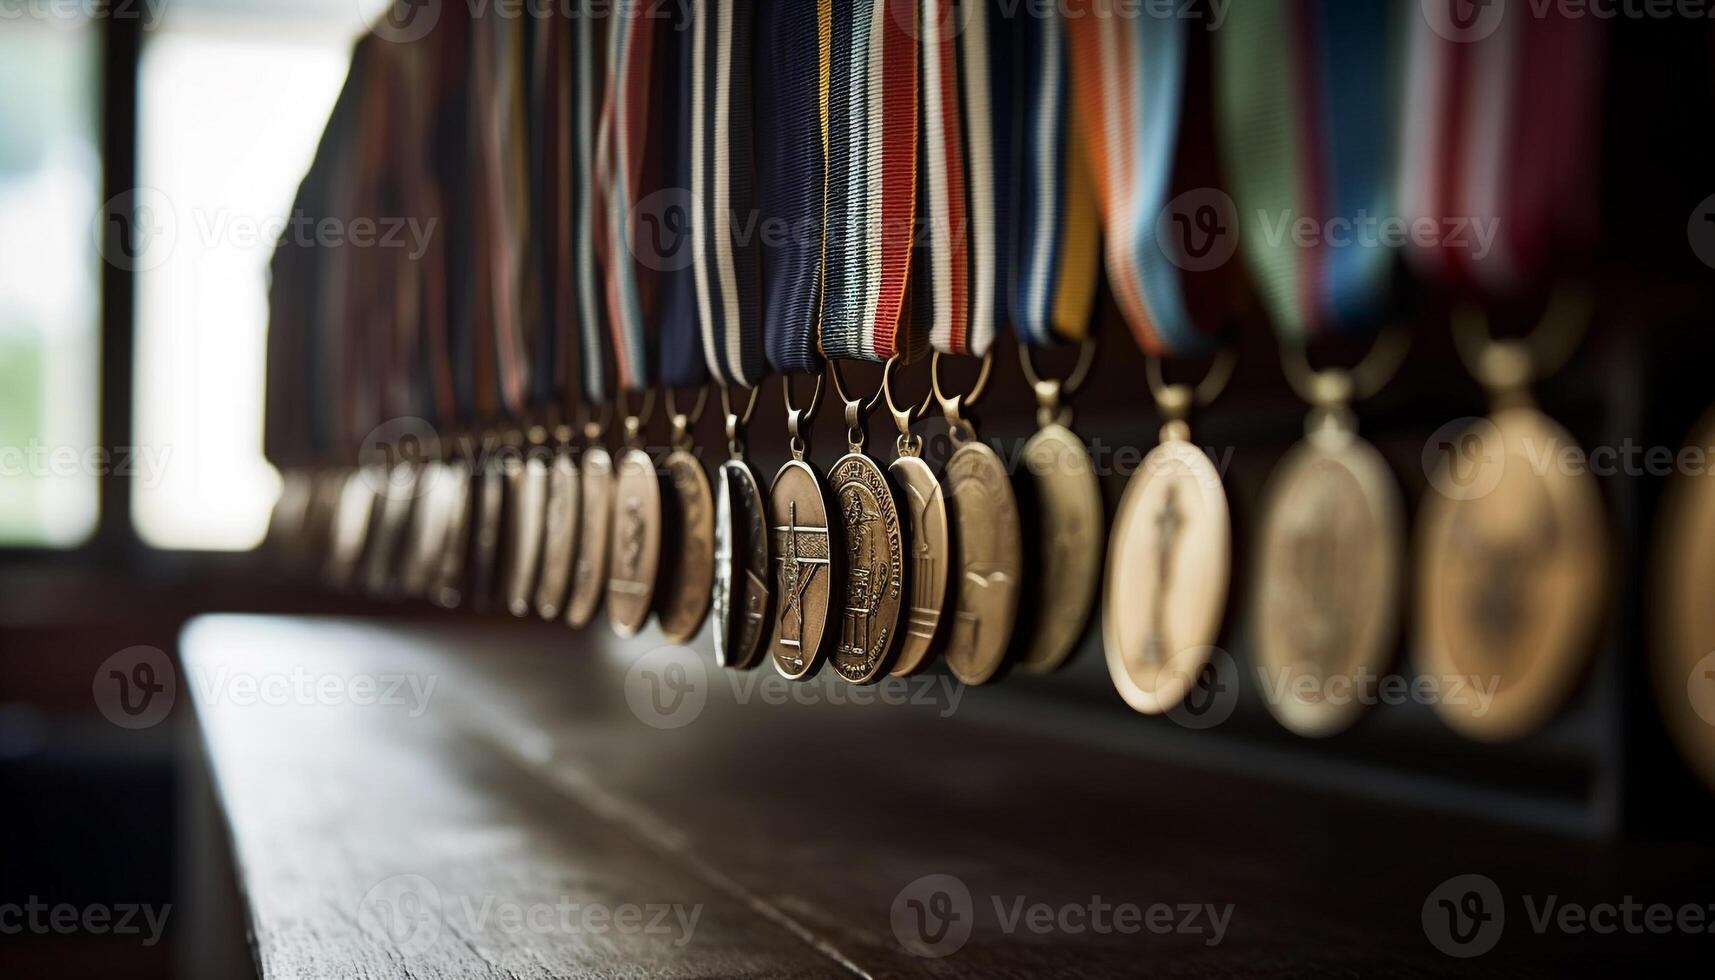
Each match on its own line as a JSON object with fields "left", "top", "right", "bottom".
{"left": 1071, "top": 5, "right": 1238, "bottom": 714}
{"left": 1217, "top": 4, "right": 1410, "bottom": 737}
{"left": 880, "top": 357, "right": 948, "bottom": 678}
{"left": 563, "top": 2, "right": 616, "bottom": 630}
{"left": 1404, "top": 10, "right": 1609, "bottom": 741}
{"left": 692, "top": 0, "right": 772, "bottom": 667}
{"left": 996, "top": 3, "right": 1104, "bottom": 675}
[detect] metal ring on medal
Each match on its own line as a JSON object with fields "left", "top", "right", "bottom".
{"left": 607, "top": 448, "right": 663, "bottom": 638}
{"left": 1018, "top": 424, "right": 1105, "bottom": 674}
{"left": 1253, "top": 430, "right": 1403, "bottom": 737}
{"left": 943, "top": 442, "right": 1024, "bottom": 686}
{"left": 1104, "top": 440, "right": 1231, "bottom": 715}
{"left": 658, "top": 450, "right": 716, "bottom": 644}
{"left": 533, "top": 451, "right": 581, "bottom": 620}
{"left": 1652, "top": 406, "right": 1715, "bottom": 791}
{"left": 768, "top": 459, "right": 839, "bottom": 681}
{"left": 888, "top": 455, "right": 950, "bottom": 677}
{"left": 565, "top": 447, "right": 614, "bottom": 628}
{"left": 715, "top": 460, "right": 772, "bottom": 670}
{"left": 1417, "top": 407, "right": 1606, "bottom": 741}
{"left": 828, "top": 454, "right": 906, "bottom": 685}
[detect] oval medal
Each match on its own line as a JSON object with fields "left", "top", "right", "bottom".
{"left": 1017, "top": 424, "right": 1104, "bottom": 674}
{"left": 1104, "top": 438, "right": 1231, "bottom": 715}
{"left": 889, "top": 455, "right": 950, "bottom": 677}
{"left": 1416, "top": 406, "right": 1606, "bottom": 741}
{"left": 1253, "top": 425, "right": 1403, "bottom": 737}
{"left": 565, "top": 447, "right": 615, "bottom": 628}
{"left": 828, "top": 453, "right": 906, "bottom": 685}
{"left": 658, "top": 450, "right": 716, "bottom": 643}
{"left": 432, "top": 458, "right": 475, "bottom": 608}
{"left": 399, "top": 460, "right": 452, "bottom": 600}
{"left": 502, "top": 452, "right": 550, "bottom": 617}
{"left": 607, "top": 448, "right": 663, "bottom": 637}
{"left": 363, "top": 463, "right": 420, "bottom": 597}
{"left": 1652, "top": 406, "right": 1715, "bottom": 790}
{"left": 266, "top": 469, "right": 314, "bottom": 561}
{"left": 327, "top": 467, "right": 378, "bottom": 590}
{"left": 768, "top": 459, "right": 839, "bottom": 681}
{"left": 943, "top": 442, "right": 1024, "bottom": 686}
{"left": 533, "top": 450, "right": 581, "bottom": 620}
{"left": 468, "top": 457, "right": 508, "bottom": 613}
{"left": 715, "top": 459, "right": 772, "bottom": 670}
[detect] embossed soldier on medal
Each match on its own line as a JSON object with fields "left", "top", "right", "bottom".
{"left": 607, "top": 394, "right": 662, "bottom": 638}
{"left": 1105, "top": 354, "right": 1235, "bottom": 715}
{"left": 880, "top": 357, "right": 950, "bottom": 678}
{"left": 656, "top": 390, "right": 716, "bottom": 644}
{"left": 768, "top": 374, "right": 841, "bottom": 681}
{"left": 823, "top": 363, "right": 906, "bottom": 685}
{"left": 712, "top": 385, "right": 772, "bottom": 670}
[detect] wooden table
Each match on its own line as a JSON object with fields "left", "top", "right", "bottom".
{"left": 185, "top": 614, "right": 1715, "bottom": 978}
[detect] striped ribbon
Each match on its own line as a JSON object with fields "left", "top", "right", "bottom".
{"left": 1217, "top": 1, "right": 1401, "bottom": 344}
{"left": 529, "top": 11, "right": 562, "bottom": 410}
{"left": 690, "top": 0, "right": 768, "bottom": 388}
{"left": 1068, "top": 2, "right": 1212, "bottom": 356}
{"left": 756, "top": 0, "right": 831, "bottom": 375}
{"left": 819, "top": 0, "right": 919, "bottom": 363}
{"left": 660, "top": 9, "right": 706, "bottom": 390}
{"left": 1399, "top": 5, "right": 1605, "bottom": 295}
{"left": 1005, "top": 4, "right": 1099, "bottom": 348}
{"left": 573, "top": 2, "right": 612, "bottom": 404}
{"left": 474, "top": 10, "right": 530, "bottom": 418}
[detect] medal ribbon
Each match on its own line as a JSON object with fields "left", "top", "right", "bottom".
{"left": 821, "top": 0, "right": 919, "bottom": 363}
{"left": 1005, "top": 4, "right": 1099, "bottom": 348}
{"left": 573, "top": 3, "right": 612, "bottom": 404}
{"left": 690, "top": 0, "right": 767, "bottom": 388}
{"left": 1399, "top": 5, "right": 1605, "bottom": 296}
{"left": 476, "top": 11, "right": 530, "bottom": 421}
{"left": 1068, "top": 2, "right": 1214, "bottom": 356}
{"left": 529, "top": 11, "right": 563, "bottom": 414}
{"left": 1217, "top": 1, "right": 1400, "bottom": 344}
{"left": 756, "top": 0, "right": 831, "bottom": 375}
{"left": 659, "top": 8, "right": 706, "bottom": 391}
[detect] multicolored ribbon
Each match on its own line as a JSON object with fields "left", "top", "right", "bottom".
{"left": 1004, "top": 4, "right": 1099, "bottom": 348}
{"left": 472, "top": 9, "right": 529, "bottom": 419}
{"left": 573, "top": 2, "right": 611, "bottom": 404}
{"left": 1068, "top": 2, "right": 1215, "bottom": 356}
{"left": 822, "top": 0, "right": 920, "bottom": 363}
{"left": 755, "top": 0, "right": 830, "bottom": 375}
{"left": 1217, "top": 1, "right": 1401, "bottom": 343}
{"left": 690, "top": 0, "right": 767, "bottom": 388}
{"left": 1399, "top": 5, "right": 1605, "bottom": 295}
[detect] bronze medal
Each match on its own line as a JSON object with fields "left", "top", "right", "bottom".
{"left": 432, "top": 457, "right": 475, "bottom": 608}
{"left": 714, "top": 458, "right": 772, "bottom": 669}
{"left": 565, "top": 446, "right": 614, "bottom": 628}
{"left": 1017, "top": 423, "right": 1104, "bottom": 674}
{"left": 327, "top": 467, "right": 379, "bottom": 590}
{"left": 532, "top": 448, "right": 581, "bottom": 620}
{"left": 1652, "top": 407, "right": 1715, "bottom": 790}
{"left": 888, "top": 454, "right": 949, "bottom": 677}
{"left": 657, "top": 449, "right": 716, "bottom": 643}
{"left": 1417, "top": 405, "right": 1606, "bottom": 740}
{"left": 943, "top": 441, "right": 1024, "bottom": 686}
{"left": 399, "top": 460, "right": 451, "bottom": 599}
{"left": 1253, "top": 417, "right": 1403, "bottom": 736}
{"left": 468, "top": 454, "right": 507, "bottom": 613}
{"left": 828, "top": 452, "right": 906, "bottom": 684}
{"left": 606, "top": 447, "right": 662, "bottom": 637}
{"left": 1105, "top": 433, "right": 1231, "bottom": 715}
{"left": 502, "top": 450, "right": 550, "bottom": 617}
{"left": 768, "top": 458, "right": 839, "bottom": 680}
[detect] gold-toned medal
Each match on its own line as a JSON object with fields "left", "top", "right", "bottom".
{"left": 565, "top": 422, "right": 614, "bottom": 629}
{"left": 1015, "top": 341, "right": 1104, "bottom": 674}
{"left": 607, "top": 396, "right": 662, "bottom": 638}
{"left": 432, "top": 451, "right": 476, "bottom": 608}
{"left": 657, "top": 390, "right": 716, "bottom": 643}
{"left": 1253, "top": 339, "right": 1408, "bottom": 737}
{"left": 712, "top": 386, "right": 772, "bottom": 670}
{"left": 935, "top": 352, "right": 1023, "bottom": 687}
{"left": 826, "top": 364, "right": 906, "bottom": 685}
{"left": 768, "top": 374, "right": 840, "bottom": 681}
{"left": 882, "top": 357, "right": 949, "bottom": 678}
{"left": 1417, "top": 297, "right": 1607, "bottom": 741}
{"left": 1652, "top": 406, "right": 1715, "bottom": 790}
{"left": 502, "top": 431, "right": 550, "bottom": 617}
{"left": 533, "top": 425, "right": 581, "bottom": 621}
{"left": 399, "top": 459, "right": 452, "bottom": 600}
{"left": 468, "top": 440, "right": 508, "bottom": 614}
{"left": 1105, "top": 354, "right": 1235, "bottom": 715}
{"left": 327, "top": 466, "right": 379, "bottom": 591}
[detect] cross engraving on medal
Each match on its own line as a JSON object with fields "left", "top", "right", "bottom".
{"left": 773, "top": 501, "right": 830, "bottom": 657}
{"left": 1143, "top": 484, "right": 1185, "bottom": 665}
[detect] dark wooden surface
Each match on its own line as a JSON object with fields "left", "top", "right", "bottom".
{"left": 186, "top": 614, "right": 1715, "bottom": 978}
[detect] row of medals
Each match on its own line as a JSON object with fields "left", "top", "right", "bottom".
{"left": 273, "top": 354, "right": 1627, "bottom": 747}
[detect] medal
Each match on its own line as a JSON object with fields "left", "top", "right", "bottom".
{"left": 564, "top": 428, "right": 615, "bottom": 629}
{"left": 881, "top": 358, "right": 950, "bottom": 678}
{"left": 468, "top": 440, "right": 508, "bottom": 613}
{"left": 432, "top": 448, "right": 476, "bottom": 609}
{"left": 533, "top": 429, "right": 581, "bottom": 620}
{"left": 1417, "top": 297, "right": 1607, "bottom": 741}
{"left": 823, "top": 364, "right": 907, "bottom": 685}
{"left": 768, "top": 376, "right": 839, "bottom": 681}
{"left": 934, "top": 353, "right": 1024, "bottom": 687}
{"left": 657, "top": 391, "right": 716, "bottom": 644}
{"left": 1653, "top": 407, "right": 1715, "bottom": 790}
{"left": 327, "top": 466, "right": 379, "bottom": 591}
{"left": 712, "top": 387, "right": 772, "bottom": 669}
{"left": 607, "top": 397, "right": 663, "bottom": 638}
{"left": 502, "top": 431, "right": 550, "bottom": 617}
{"left": 362, "top": 459, "right": 421, "bottom": 597}
{"left": 399, "top": 459, "right": 453, "bottom": 600}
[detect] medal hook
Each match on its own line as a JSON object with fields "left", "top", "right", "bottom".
{"left": 1018, "top": 337, "right": 1096, "bottom": 429}
{"left": 931, "top": 348, "right": 994, "bottom": 443}
{"left": 881, "top": 354, "right": 933, "bottom": 457}
{"left": 665, "top": 387, "right": 709, "bottom": 452}
{"left": 1145, "top": 349, "right": 1236, "bottom": 441}
{"left": 782, "top": 371, "right": 825, "bottom": 460}
{"left": 827, "top": 359, "right": 885, "bottom": 453}
{"left": 719, "top": 383, "right": 761, "bottom": 459}
{"left": 615, "top": 388, "right": 656, "bottom": 448}
{"left": 1452, "top": 285, "right": 1593, "bottom": 403}
{"left": 1279, "top": 326, "right": 1410, "bottom": 409}
{"left": 577, "top": 400, "right": 613, "bottom": 445}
